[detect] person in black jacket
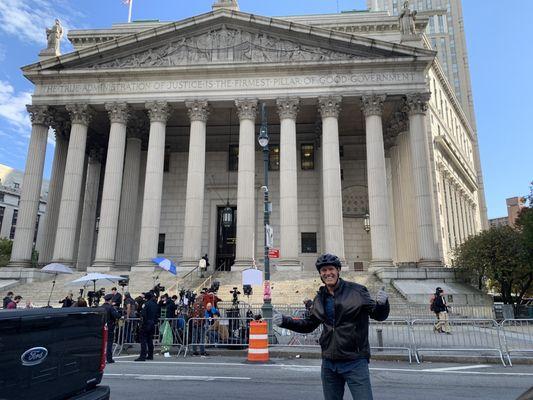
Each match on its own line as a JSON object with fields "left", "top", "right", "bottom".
{"left": 432, "top": 287, "right": 451, "bottom": 334}
{"left": 135, "top": 292, "right": 159, "bottom": 361}
{"left": 102, "top": 294, "right": 120, "bottom": 364}
{"left": 273, "top": 253, "right": 389, "bottom": 400}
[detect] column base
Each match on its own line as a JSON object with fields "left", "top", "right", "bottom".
{"left": 131, "top": 259, "right": 156, "bottom": 272}
{"left": 275, "top": 258, "right": 302, "bottom": 271}
{"left": 417, "top": 259, "right": 443, "bottom": 268}
{"left": 0, "top": 266, "right": 50, "bottom": 283}
{"left": 88, "top": 260, "right": 114, "bottom": 272}
{"left": 50, "top": 259, "right": 76, "bottom": 267}
{"left": 6, "top": 260, "right": 33, "bottom": 269}
{"left": 232, "top": 258, "right": 254, "bottom": 271}
{"left": 369, "top": 259, "right": 394, "bottom": 270}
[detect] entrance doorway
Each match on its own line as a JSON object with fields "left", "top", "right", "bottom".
{"left": 216, "top": 205, "right": 237, "bottom": 271}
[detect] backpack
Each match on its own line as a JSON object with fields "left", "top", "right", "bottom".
{"left": 429, "top": 294, "right": 436, "bottom": 312}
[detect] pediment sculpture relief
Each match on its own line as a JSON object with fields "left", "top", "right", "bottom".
{"left": 92, "top": 25, "right": 379, "bottom": 69}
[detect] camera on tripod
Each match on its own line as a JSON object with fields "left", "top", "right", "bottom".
{"left": 118, "top": 276, "right": 129, "bottom": 288}
{"left": 230, "top": 287, "right": 241, "bottom": 306}
{"left": 87, "top": 288, "right": 105, "bottom": 307}
{"left": 243, "top": 284, "right": 253, "bottom": 297}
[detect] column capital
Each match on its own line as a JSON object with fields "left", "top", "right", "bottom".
{"left": 145, "top": 101, "right": 171, "bottom": 123}
{"left": 276, "top": 97, "right": 300, "bottom": 120}
{"left": 105, "top": 102, "right": 131, "bottom": 124}
{"left": 50, "top": 111, "right": 71, "bottom": 140}
{"left": 361, "top": 94, "right": 386, "bottom": 117}
{"left": 26, "top": 105, "right": 52, "bottom": 126}
{"left": 65, "top": 103, "right": 94, "bottom": 126}
{"left": 235, "top": 99, "right": 258, "bottom": 121}
{"left": 404, "top": 93, "right": 431, "bottom": 115}
{"left": 185, "top": 99, "right": 210, "bottom": 122}
{"left": 318, "top": 96, "right": 342, "bottom": 119}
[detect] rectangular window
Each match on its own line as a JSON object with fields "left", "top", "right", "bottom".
{"left": 0, "top": 206, "right": 4, "bottom": 233}
{"left": 269, "top": 145, "right": 280, "bottom": 171}
{"left": 228, "top": 145, "right": 239, "bottom": 171}
{"left": 158, "top": 233, "right": 165, "bottom": 254}
{"left": 339, "top": 145, "right": 344, "bottom": 158}
{"left": 33, "top": 214, "right": 40, "bottom": 244}
{"left": 10, "top": 209, "right": 18, "bottom": 239}
{"left": 301, "top": 232, "right": 317, "bottom": 253}
{"left": 163, "top": 153, "right": 170, "bottom": 172}
{"left": 301, "top": 144, "right": 315, "bottom": 170}
{"left": 0, "top": 193, "right": 4, "bottom": 202}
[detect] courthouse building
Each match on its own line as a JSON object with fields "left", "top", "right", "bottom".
{"left": 7, "top": 0, "right": 486, "bottom": 274}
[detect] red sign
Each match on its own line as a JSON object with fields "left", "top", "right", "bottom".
{"left": 268, "top": 249, "right": 280, "bottom": 258}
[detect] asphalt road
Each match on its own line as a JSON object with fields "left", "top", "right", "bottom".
{"left": 102, "top": 355, "right": 533, "bottom": 400}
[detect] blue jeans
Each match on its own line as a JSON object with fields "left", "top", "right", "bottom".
{"left": 321, "top": 359, "right": 373, "bottom": 400}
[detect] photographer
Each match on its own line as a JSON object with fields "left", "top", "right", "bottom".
{"left": 59, "top": 293, "right": 74, "bottom": 308}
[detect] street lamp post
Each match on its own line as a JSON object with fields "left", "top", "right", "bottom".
{"left": 258, "top": 103, "right": 273, "bottom": 333}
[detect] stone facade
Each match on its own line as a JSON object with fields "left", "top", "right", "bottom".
{"left": 6, "top": 5, "right": 485, "bottom": 273}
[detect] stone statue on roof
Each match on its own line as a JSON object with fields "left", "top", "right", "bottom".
{"left": 399, "top": 0, "right": 417, "bottom": 36}
{"left": 212, "top": 0, "right": 239, "bottom": 11}
{"left": 40, "top": 19, "right": 63, "bottom": 58}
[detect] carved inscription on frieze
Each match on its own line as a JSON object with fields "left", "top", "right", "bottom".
{"left": 37, "top": 72, "right": 417, "bottom": 96}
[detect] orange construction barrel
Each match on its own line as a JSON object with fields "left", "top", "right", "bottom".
{"left": 247, "top": 320, "right": 269, "bottom": 362}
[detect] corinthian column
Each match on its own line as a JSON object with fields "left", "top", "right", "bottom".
{"left": 9, "top": 105, "right": 51, "bottom": 267}
{"left": 76, "top": 149, "right": 103, "bottom": 270}
{"left": 405, "top": 94, "right": 441, "bottom": 266}
{"left": 135, "top": 101, "right": 170, "bottom": 270}
{"left": 91, "top": 102, "right": 130, "bottom": 270}
{"left": 362, "top": 94, "right": 393, "bottom": 268}
{"left": 52, "top": 104, "right": 93, "bottom": 266}
{"left": 277, "top": 97, "right": 300, "bottom": 268}
{"left": 318, "top": 96, "right": 345, "bottom": 259}
{"left": 37, "top": 117, "right": 70, "bottom": 264}
{"left": 233, "top": 99, "right": 257, "bottom": 270}
{"left": 181, "top": 100, "right": 209, "bottom": 270}
{"left": 115, "top": 115, "right": 145, "bottom": 268}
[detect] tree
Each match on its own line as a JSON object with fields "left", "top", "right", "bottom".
{"left": 0, "top": 238, "right": 13, "bottom": 268}
{"left": 515, "top": 181, "right": 533, "bottom": 298}
{"left": 454, "top": 226, "right": 533, "bottom": 309}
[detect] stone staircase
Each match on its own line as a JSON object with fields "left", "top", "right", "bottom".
{"left": 3, "top": 268, "right": 406, "bottom": 309}
{"left": 206, "top": 269, "right": 406, "bottom": 306}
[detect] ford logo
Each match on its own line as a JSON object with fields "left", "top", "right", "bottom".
{"left": 21, "top": 347, "right": 48, "bottom": 366}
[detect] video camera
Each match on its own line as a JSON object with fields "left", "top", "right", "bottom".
{"left": 153, "top": 283, "right": 165, "bottom": 298}
{"left": 230, "top": 287, "right": 241, "bottom": 306}
{"left": 118, "top": 276, "right": 129, "bottom": 288}
{"left": 87, "top": 288, "right": 105, "bottom": 307}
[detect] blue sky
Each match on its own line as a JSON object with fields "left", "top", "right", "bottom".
{"left": 0, "top": 0, "right": 530, "bottom": 218}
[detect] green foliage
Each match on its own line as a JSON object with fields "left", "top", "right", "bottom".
{"left": 454, "top": 226, "right": 533, "bottom": 308}
{"left": 0, "top": 238, "right": 13, "bottom": 268}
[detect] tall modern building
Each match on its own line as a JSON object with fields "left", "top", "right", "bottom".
{"left": 367, "top": 0, "right": 488, "bottom": 228}
{"left": 3, "top": 0, "right": 488, "bottom": 277}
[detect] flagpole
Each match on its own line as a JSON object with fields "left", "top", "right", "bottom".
{"left": 128, "top": 0, "right": 133, "bottom": 23}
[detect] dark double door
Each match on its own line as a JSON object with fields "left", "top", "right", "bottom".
{"left": 216, "top": 205, "right": 237, "bottom": 271}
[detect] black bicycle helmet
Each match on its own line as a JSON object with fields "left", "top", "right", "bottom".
{"left": 315, "top": 253, "right": 342, "bottom": 271}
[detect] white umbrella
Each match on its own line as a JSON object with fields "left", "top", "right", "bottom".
{"left": 68, "top": 272, "right": 124, "bottom": 293}
{"left": 41, "top": 263, "right": 74, "bottom": 307}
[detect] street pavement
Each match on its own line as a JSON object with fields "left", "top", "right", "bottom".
{"left": 102, "top": 355, "right": 533, "bottom": 399}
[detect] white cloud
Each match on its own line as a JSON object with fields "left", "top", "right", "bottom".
{"left": 0, "top": 80, "right": 32, "bottom": 131}
{"left": 0, "top": 0, "right": 81, "bottom": 48}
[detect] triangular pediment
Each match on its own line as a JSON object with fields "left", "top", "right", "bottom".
{"left": 23, "top": 9, "right": 434, "bottom": 74}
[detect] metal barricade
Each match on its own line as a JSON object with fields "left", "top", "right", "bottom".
{"left": 411, "top": 318, "right": 506, "bottom": 365}
{"left": 184, "top": 316, "right": 252, "bottom": 357}
{"left": 500, "top": 319, "right": 533, "bottom": 366}
{"left": 114, "top": 318, "right": 141, "bottom": 356}
{"left": 369, "top": 319, "right": 413, "bottom": 363}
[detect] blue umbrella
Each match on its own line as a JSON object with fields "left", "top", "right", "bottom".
{"left": 152, "top": 257, "right": 177, "bottom": 276}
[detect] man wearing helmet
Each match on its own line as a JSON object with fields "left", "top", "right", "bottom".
{"left": 273, "top": 253, "right": 389, "bottom": 400}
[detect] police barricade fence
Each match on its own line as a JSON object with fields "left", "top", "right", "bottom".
{"left": 114, "top": 317, "right": 187, "bottom": 357}
{"left": 500, "top": 319, "right": 533, "bottom": 366}
{"left": 113, "top": 315, "right": 532, "bottom": 366}
{"left": 410, "top": 318, "right": 507, "bottom": 365}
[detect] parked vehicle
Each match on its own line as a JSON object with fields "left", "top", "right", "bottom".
{"left": 0, "top": 308, "right": 110, "bottom": 400}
